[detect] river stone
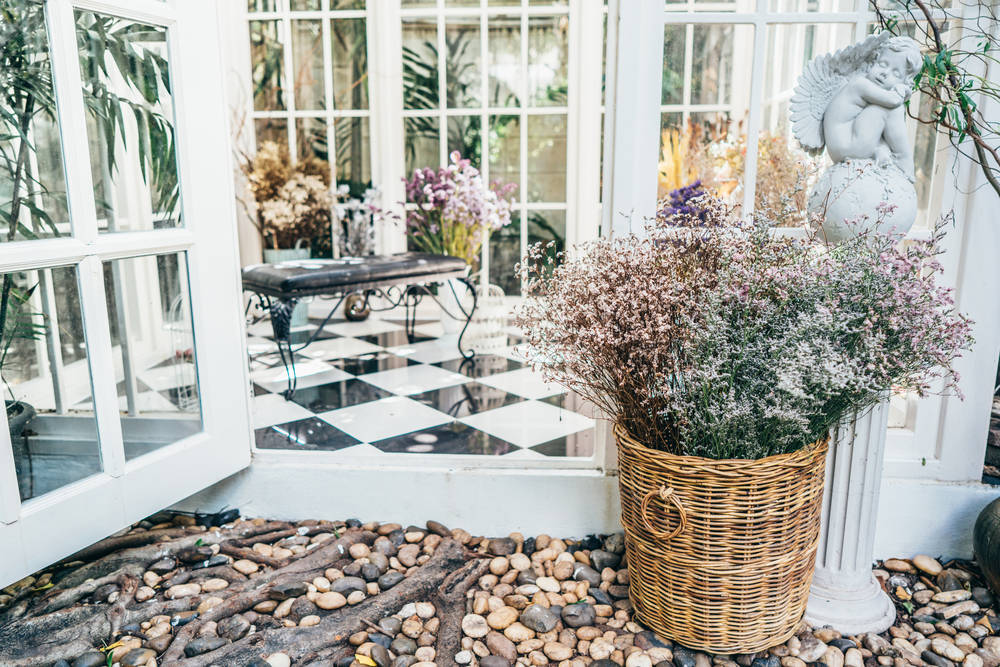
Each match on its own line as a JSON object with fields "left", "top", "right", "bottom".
{"left": 750, "top": 657, "right": 781, "bottom": 667}
{"left": 940, "top": 601, "right": 980, "bottom": 619}
{"left": 378, "top": 571, "right": 404, "bottom": 590}
{"left": 233, "top": 559, "right": 259, "bottom": 575}
{"left": 120, "top": 648, "right": 156, "bottom": 667}
{"left": 392, "top": 657, "right": 418, "bottom": 667}
{"left": 675, "top": 648, "right": 703, "bottom": 667}
{"left": 574, "top": 564, "right": 602, "bottom": 586}
{"left": 489, "top": 537, "right": 517, "bottom": 555}
{"left": 342, "top": 561, "right": 363, "bottom": 577}
{"left": 361, "top": 563, "right": 382, "bottom": 582}
{"left": 218, "top": 613, "right": 251, "bottom": 641}
{"left": 145, "top": 634, "right": 173, "bottom": 654}
{"left": 934, "top": 590, "right": 972, "bottom": 604}
{"left": 932, "top": 639, "right": 966, "bottom": 662}
{"left": 503, "top": 622, "right": 535, "bottom": 643}
{"left": 635, "top": 631, "right": 671, "bottom": 650}
{"left": 329, "top": 576, "right": 366, "bottom": 596}
{"left": 379, "top": 617, "right": 402, "bottom": 636}
{"left": 544, "top": 641, "right": 574, "bottom": 661}
{"left": 148, "top": 557, "right": 177, "bottom": 574}
{"left": 487, "top": 631, "right": 518, "bottom": 661}
{"left": 922, "top": 651, "right": 957, "bottom": 667}
{"left": 520, "top": 604, "right": 558, "bottom": 632}
{"left": 53, "top": 661, "right": 70, "bottom": 667}
{"left": 487, "top": 606, "right": 519, "bottom": 630}
{"left": 562, "top": 602, "right": 597, "bottom": 628}
{"left": 604, "top": 533, "right": 625, "bottom": 553}
{"left": 590, "top": 588, "right": 613, "bottom": 606}
{"left": 391, "top": 637, "right": 417, "bottom": 655}
{"left": 831, "top": 639, "right": 859, "bottom": 653}
{"left": 913, "top": 555, "right": 944, "bottom": 576}
{"left": 462, "top": 613, "right": 490, "bottom": 638}
{"left": 192, "top": 554, "right": 230, "bottom": 570}
{"left": 73, "top": 653, "right": 108, "bottom": 667}
{"left": 800, "top": 637, "right": 829, "bottom": 662}
{"left": 177, "top": 545, "right": 214, "bottom": 563}
{"left": 480, "top": 657, "right": 511, "bottom": 667}
{"left": 938, "top": 572, "right": 964, "bottom": 592}
{"left": 975, "top": 649, "right": 1000, "bottom": 667}
{"left": 590, "top": 549, "right": 621, "bottom": 571}
{"left": 184, "top": 636, "right": 228, "bottom": 657}
{"left": 370, "top": 644, "right": 391, "bottom": 667}
{"left": 270, "top": 580, "right": 308, "bottom": 600}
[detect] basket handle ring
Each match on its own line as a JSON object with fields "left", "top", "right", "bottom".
{"left": 639, "top": 485, "right": 688, "bottom": 541}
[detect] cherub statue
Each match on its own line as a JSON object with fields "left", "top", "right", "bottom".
{"left": 791, "top": 32, "right": 923, "bottom": 242}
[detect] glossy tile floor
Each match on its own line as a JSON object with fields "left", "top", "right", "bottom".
{"left": 247, "top": 307, "right": 596, "bottom": 459}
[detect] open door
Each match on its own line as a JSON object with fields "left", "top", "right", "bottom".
{"left": 0, "top": 0, "right": 251, "bottom": 586}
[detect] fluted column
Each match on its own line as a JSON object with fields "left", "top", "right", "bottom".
{"left": 805, "top": 400, "right": 896, "bottom": 634}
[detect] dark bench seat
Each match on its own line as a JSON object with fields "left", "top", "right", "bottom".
{"left": 242, "top": 252, "right": 476, "bottom": 398}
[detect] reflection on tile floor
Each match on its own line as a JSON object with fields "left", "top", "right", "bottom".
{"left": 248, "top": 313, "right": 596, "bottom": 458}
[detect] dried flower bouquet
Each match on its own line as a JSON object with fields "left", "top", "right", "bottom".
{"left": 515, "top": 198, "right": 972, "bottom": 460}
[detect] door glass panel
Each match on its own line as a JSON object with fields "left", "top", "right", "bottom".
{"left": 104, "top": 253, "right": 202, "bottom": 460}
{"left": 2, "top": 266, "right": 101, "bottom": 501}
{"left": 0, "top": 1, "right": 71, "bottom": 242}
{"left": 76, "top": 12, "right": 182, "bottom": 232}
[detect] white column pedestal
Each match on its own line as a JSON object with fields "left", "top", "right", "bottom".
{"left": 805, "top": 401, "right": 896, "bottom": 635}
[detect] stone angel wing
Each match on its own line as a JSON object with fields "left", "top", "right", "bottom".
{"left": 790, "top": 32, "right": 892, "bottom": 154}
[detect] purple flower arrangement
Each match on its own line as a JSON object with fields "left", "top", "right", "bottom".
{"left": 403, "top": 152, "right": 516, "bottom": 268}
{"left": 515, "top": 197, "right": 973, "bottom": 460}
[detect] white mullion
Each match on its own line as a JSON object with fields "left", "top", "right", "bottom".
{"left": 282, "top": 11, "right": 299, "bottom": 161}
{"left": 322, "top": 11, "right": 338, "bottom": 257}
{"left": 250, "top": 9, "right": 368, "bottom": 20}
{"left": 682, "top": 23, "right": 693, "bottom": 124}
{"left": 520, "top": 1, "right": 528, "bottom": 291}
{"left": 662, "top": 11, "right": 867, "bottom": 24}
{"left": 76, "top": 256, "right": 126, "bottom": 477}
{"left": 480, "top": 4, "right": 490, "bottom": 290}
{"left": 438, "top": 0, "right": 448, "bottom": 166}
{"left": 740, "top": 0, "right": 768, "bottom": 215}
{"left": 252, "top": 109, "right": 370, "bottom": 118}
{"left": 46, "top": 0, "right": 100, "bottom": 245}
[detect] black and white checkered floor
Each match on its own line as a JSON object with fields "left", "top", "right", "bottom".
{"left": 247, "top": 312, "right": 596, "bottom": 458}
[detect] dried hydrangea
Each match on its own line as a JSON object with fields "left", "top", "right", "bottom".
{"left": 515, "top": 196, "right": 973, "bottom": 460}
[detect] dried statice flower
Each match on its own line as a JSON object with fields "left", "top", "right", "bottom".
{"left": 515, "top": 197, "right": 972, "bottom": 460}
{"left": 258, "top": 172, "right": 333, "bottom": 250}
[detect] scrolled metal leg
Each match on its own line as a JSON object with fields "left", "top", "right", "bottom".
{"left": 269, "top": 297, "right": 299, "bottom": 399}
{"left": 455, "top": 278, "right": 478, "bottom": 360}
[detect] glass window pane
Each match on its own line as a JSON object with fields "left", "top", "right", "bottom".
{"left": 250, "top": 20, "right": 286, "bottom": 111}
{"left": 292, "top": 20, "right": 325, "bottom": 111}
{"left": 255, "top": 118, "right": 289, "bottom": 154}
{"left": 333, "top": 0, "right": 366, "bottom": 8}
{"left": 662, "top": 24, "right": 685, "bottom": 105}
{"left": 405, "top": 116, "right": 440, "bottom": 175}
{"left": 527, "top": 16, "right": 568, "bottom": 106}
{"left": 249, "top": 0, "right": 277, "bottom": 10}
{"left": 526, "top": 114, "right": 566, "bottom": 202}
{"left": 297, "top": 117, "right": 328, "bottom": 163}
{"left": 489, "top": 210, "right": 521, "bottom": 296}
{"left": 0, "top": 2, "right": 70, "bottom": 243}
{"left": 447, "top": 0, "right": 482, "bottom": 6}
{"left": 77, "top": 12, "right": 182, "bottom": 233}
{"left": 104, "top": 253, "right": 202, "bottom": 461}
{"left": 335, "top": 116, "right": 371, "bottom": 196}
{"left": 5, "top": 266, "right": 100, "bottom": 500}
{"left": 403, "top": 18, "right": 439, "bottom": 110}
{"left": 691, "top": 24, "right": 733, "bottom": 105}
{"left": 527, "top": 208, "right": 565, "bottom": 275}
{"left": 331, "top": 19, "right": 369, "bottom": 110}
{"left": 402, "top": 0, "right": 437, "bottom": 6}
{"left": 489, "top": 19, "right": 521, "bottom": 107}
{"left": 291, "top": 0, "right": 322, "bottom": 9}
{"left": 448, "top": 116, "right": 481, "bottom": 167}
{"left": 446, "top": 18, "right": 482, "bottom": 108}
{"left": 769, "top": 0, "right": 855, "bottom": 10}
{"left": 489, "top": 115, "right": 520, "bottom": 191}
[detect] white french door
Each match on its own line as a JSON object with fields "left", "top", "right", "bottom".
{"left": 0, "top": 0, "right": 251, "bottom": 586}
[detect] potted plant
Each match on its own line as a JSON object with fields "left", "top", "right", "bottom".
{"left": 242, "top": 141, "right": 335, "bottom": 327}
{"left": 515, "top": 196, "right": 972, "bottom": 652}
{"left": 402, "top": 151, "right": 516, "bottom": 332}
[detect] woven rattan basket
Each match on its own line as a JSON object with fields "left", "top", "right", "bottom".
{"left": 615, "top": 423, "right": 828, "bottom": 654}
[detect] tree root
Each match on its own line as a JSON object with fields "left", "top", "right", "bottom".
{"left": 433, "top": 558, "right": 490, "bottom": 667}
{"left": 161, "top": 538, "right": 470, "bottom": 666}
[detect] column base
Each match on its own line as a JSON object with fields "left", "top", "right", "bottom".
{"left": 804, "top": 571, "right": 896, "bottom": 635}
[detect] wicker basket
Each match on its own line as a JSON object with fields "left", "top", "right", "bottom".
{"left": 615, "top": 423, "right": 828, "bottom": 653}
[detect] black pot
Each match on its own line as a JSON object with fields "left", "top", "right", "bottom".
{"left": 974, "top": 496, "right": 1000, "bottom": 594}
{"left": 6, "top": 400, "right": 35, "bottom": 438}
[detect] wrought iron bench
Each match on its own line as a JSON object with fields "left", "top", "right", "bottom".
{"left": 242, "top": 252, "right": 477, "bottom": 398}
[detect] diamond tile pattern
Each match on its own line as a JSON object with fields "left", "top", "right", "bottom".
{"left": 249, "top": 316, "right": 595, "bottom": 457}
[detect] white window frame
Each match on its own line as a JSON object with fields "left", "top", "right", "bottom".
{"left": 0, "top": 0, "right": 251, "bottom": 586}
{"left": 606, "top": 0, "right": 995, "bottom": 482}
